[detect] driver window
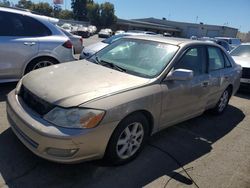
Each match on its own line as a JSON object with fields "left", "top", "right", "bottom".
{"left": 173, "top": 47, "right": 206, "bottom": 76}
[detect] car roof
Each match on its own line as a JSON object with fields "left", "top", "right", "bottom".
{"left": 123, "top": 35, "right": 215, "bottom": 46}
{"left": 0, "top": 7, "right": 59, "bottom": 24}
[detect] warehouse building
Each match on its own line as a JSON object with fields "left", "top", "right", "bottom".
{"left": 115, "top": 17, "right": 238, "bottom": 38}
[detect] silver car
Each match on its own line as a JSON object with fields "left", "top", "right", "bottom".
{"left": 0, "top": 7, "right": 75, "bottom": 83}
{"left": 98, "top": 29, "right": 112, "bottom": 38}
{"left": 80, "top": 33, "right": 146, "bottom": 59}
{"left": 7, "top": 36, "right": 241, "bottom": 165}
{"left": 230, "top": 43, "right": 250, "bottom": 88}
{"left": 215, "top": 37, "right": 241, "bottom": 50}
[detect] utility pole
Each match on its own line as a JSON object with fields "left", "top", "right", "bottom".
{"left": 195, "top": 16, "right": 198, "bottom": 23}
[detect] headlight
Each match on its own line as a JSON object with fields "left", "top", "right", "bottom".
{"left": 43, "top": 107, "right": 105, "bottom": 129}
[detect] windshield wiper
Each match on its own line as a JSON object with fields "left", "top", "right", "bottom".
{"left": 99, "top": 59, "right": 127, "bottom": 72}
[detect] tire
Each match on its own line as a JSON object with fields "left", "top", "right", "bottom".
{"left": 104, "top": 113, "right": 150, "bottom": 165}
{"left": 211, "top": 87, "right": 231, "bottom": 115}
{"left": 25, "top": 57, "right": 58, "bottom": 74}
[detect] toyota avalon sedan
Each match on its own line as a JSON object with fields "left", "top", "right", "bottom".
{"left": 7, "top": 36, "right": 241, "bottom": 165}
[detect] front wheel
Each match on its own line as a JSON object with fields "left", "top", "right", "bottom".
{"left": 105, "top": 113, "right": 149, "bottom": 165}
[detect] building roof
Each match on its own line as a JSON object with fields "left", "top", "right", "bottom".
{"left": 135, "top": 17, "right": 238, "bottom": 31}
{"left": 117, "top": 18, "right": 181, "bottom": 32}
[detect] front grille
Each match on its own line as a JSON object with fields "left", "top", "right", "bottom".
{"left": 19, "top": 86, "right": 54, "bottom": 116}
{"left": 242, "top": 67, "right": 250, "bottom": 79}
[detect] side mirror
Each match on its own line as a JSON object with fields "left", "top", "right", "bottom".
{"left": 165, "top": 69, "right": 194, "bottom": 81}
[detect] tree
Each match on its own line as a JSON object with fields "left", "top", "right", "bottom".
{"left": 0, "top": 0, "right": 10, "bottom": 7}
{"left": 30, "top": 2, "right": 53, "bottom": 17}
{"left": 87, "top": 1, "right": 100, "bottom": 25}
{"left": 237, "top": 31, "right": 250, "bottom": 42}
{"left": 58, "top": 10, "right": 73, "bottom": 20}
{"left": 53, "top": 4, "right": 62, "bottom": 18}
{"left": 71, "top": 0, "right": 88, "bottom": 21}
{"left": 16, "top": 0, "right": 32, "bottom": 9}
{"left": 99, "top": 2, "right": 117, "bottom": 27}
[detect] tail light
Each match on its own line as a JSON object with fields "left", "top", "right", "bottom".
{"left": 80, "top": 37, "right": 83, "bottom": 45}
{"left": 62, "top": 40, "right": 73, "bottom": 49}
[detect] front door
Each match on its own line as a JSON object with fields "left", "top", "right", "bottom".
{"left": 159, "top": 46, "right": 210, "bottom": 129}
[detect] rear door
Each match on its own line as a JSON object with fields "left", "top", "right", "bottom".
{"left": 206, "top": 46, "right": 231, "bottom": 108}
{"left": 0, "top": 11, "right": 51, "bottom": 80}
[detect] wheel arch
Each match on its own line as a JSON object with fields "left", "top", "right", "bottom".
{"left": 23, "top": 55, "right": 60, "bottom": 75}
{"left": 117, "top": 110, "right": 155, "bottom": 136}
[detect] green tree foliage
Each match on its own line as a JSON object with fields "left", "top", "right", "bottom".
{"left": 13, "top": 0, "right": 116, "bottom": 26}
{"left": 58, "top": 10, "right": 74, "bottom": 20}
{"left": 237, "top": 31, "right": 250, "bottom": 42}
{"left": 87, "top": 1, "right": 100, "bottom": 25}
{"left": 71, "top": 0, "right": 117, "bottom": 26}
{"left": 99, "top": 2, "right": 117, "bottom": 27}
{"left": 71, "top": 0, "right": 88, "bottom": 21}
{"left": 0, "top": 0, "right": 10, "bottom": 7}
{"left": 16, "top": 0, "right": 32, "bottom": 9}
{"left": 31, "top": 2, "right": 53, "bottom": 16}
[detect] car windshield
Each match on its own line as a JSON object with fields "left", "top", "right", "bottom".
{"left": 230, "top": 45, "right": 250, "bottom": 57}
{"left": 103, "top": 34, "right": 126, "bottom": 44}
{"left": 90, "top": 38, "right": 179, "bottom": 78}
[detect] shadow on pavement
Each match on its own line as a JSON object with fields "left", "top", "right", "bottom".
{"left": 0, "top": 82, "right": 17, "bottom": 102}
{"left": 0, "top": 105, "right": 245, "bottom": 188}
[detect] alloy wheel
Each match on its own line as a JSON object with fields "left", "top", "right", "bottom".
{"left": 33, "top": 61, "right": 54, "bottom": 70}
{"left": 116, "top": 122, "right": 144, "bottom": 159}
{"left": 218, "top": 90, "right": 229, "bottom": 112}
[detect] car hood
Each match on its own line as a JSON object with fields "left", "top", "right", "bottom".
{"left": 22, "top": 61, "right": 150, "bottom": 107}
{"left": 232, "top": 56, "right": 250, "bottom": 68}
{"left": 83, "top": 42, "right": 108, "bottom": 54}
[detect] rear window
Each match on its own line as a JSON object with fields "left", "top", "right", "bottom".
{"left": 0, "top": 11, "right": 52, "bottom": 37}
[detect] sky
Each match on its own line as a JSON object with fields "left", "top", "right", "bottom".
{"left": 11, "top": 0, "right": 250, "bottom": 32}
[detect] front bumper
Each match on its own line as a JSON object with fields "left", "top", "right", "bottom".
{"left": 7, "top": 90, "right": 117, "bottom": 163}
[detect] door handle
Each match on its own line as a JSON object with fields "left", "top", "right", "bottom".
{"left": 201, "top": 81, "right": 209, "bottom": 87}
{"left": 24, "top": 42, "right": 36, "bottom": 46}
{"left": 224, "top": 76, "right": 230, "bottom": 81}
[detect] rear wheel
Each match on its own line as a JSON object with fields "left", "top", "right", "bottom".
{"left": 25, "top": 57, "right": 58, "bottom": 74}
{"left": 211, "top": 87, "right": 231, "bottom": 114}
{"left": 105, "top": 113, "right": 149, "bottom": 165}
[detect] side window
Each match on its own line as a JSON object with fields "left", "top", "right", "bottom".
{"left": 207, "top": 47, "right": 225, "bottom": 71}
{"left": 0, "top": 12, "right": 51, "bottom": 37}
{"left": 174, "top": 47, "right": 206, "bottom": 76}
{"left": 0, "top": 12, "right": 20, "bottom": 36}
{"left": 22, "top": 16, "right": 52, "bottom": 36}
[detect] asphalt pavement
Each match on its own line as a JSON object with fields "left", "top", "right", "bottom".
{"left": 0, "top": 35, "right": 250, "bottom": 188}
